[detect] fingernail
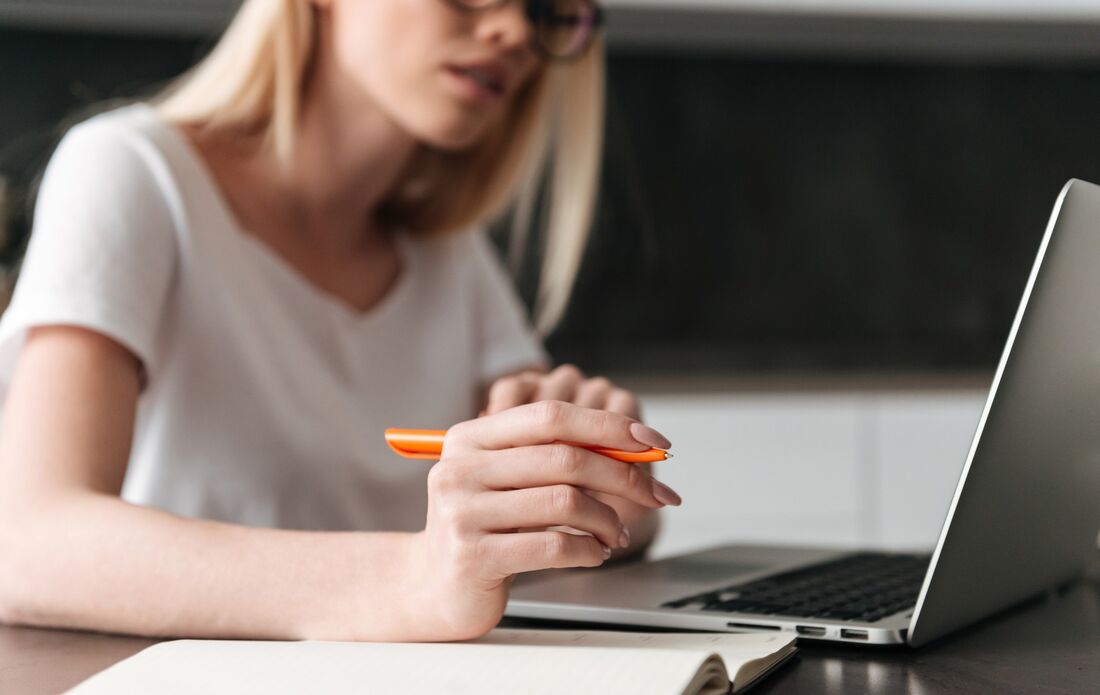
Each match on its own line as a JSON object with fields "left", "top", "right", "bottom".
{"left": 618, "top": 526, "right": 631, "bottom": 549}
{"left": 602, "top": 543, "right": 612, "bottom": 559}
{"left": 629, "top": 422, "right": 671, "bottom": 450}
{"left": 652, "top": 480, "right": 682, "bottom": 506}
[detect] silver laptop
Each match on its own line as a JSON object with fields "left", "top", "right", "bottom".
{"left": 506, "top": 179, "right": 1100, "bottom": 647}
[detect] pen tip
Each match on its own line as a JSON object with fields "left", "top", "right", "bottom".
{"left": 665, "top": 453, "right": 674, "bottom": 459}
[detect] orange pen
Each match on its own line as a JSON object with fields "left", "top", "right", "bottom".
{"left": 384, "top": 428, "right": 671, "bottom": 463}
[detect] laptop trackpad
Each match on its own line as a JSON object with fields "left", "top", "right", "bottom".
{"left": 510, "top": 544, "right": 844, "bottom": 610}
{"left": 631, "top": 557, "right": 766, "bottom": 584}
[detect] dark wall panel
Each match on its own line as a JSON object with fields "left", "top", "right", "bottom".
{"left": 4, "top": 26, "right": 1100, "bottom": 375}
{"left": 546, "top": 53, "right": 1100, "bottom": 374}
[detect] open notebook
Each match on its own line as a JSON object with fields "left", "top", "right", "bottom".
{"left": 66, "top": 628, "right": 797, "bottom": 695}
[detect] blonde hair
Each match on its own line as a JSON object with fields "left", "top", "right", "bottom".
{"left": 156, "top": 0, "right": 604, "bottom": 333}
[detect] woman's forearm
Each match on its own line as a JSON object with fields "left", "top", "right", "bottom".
{"left": 0, "top": 492, "right": 422, "bottom": 641}
{"left": 0, "top": 328, "right": 430, "bottom": 642}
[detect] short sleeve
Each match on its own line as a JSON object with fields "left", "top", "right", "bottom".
{"left": 467, "top": 230, "right": 549, "bottom": 382}
{"left": 0, "top": 113, "right": 178, "bottom": 390}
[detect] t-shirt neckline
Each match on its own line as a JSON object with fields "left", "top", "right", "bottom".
{"left": 136, "top": 103, "right": 417, "bottom": 327}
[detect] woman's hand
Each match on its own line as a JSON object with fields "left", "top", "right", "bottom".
{"left": 484, "top": 364, "right": 641, "bottom": 418}
{"left": 482, "top": 365, "right": 666, "bottom": 562}
{"left": 408, "top": 401, "right": 679, "bottom": 641}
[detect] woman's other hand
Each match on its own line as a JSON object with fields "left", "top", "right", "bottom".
{"left": 409, "top": 401, "right": 679, "bottom": 640}
{"left": 483, "top": 364, "right": 641, "bottom": 418}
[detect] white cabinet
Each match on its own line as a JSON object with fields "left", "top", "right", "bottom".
{"left": 639, "top": 387, "right": 987, "bottom": 560}
{"left": 871, "top": 392, "right": 987, "bottom": 550}
{"left": 642, "top": 393, "right": 865, "bottom": 558}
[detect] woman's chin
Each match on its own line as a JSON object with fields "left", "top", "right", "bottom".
{"left": 405, "top": 109, "right": 497, "bottom": 152}
{"left": 417, "top": 125, "right": 488, "bottom": 152}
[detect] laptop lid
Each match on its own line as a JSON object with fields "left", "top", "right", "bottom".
{"left": 908, "top": 179, "right": 1100, "bottom": 647}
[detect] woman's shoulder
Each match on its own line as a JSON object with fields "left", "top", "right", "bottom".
{"left": 57, "top": 103, "right": 162, "bottom": 155}
{"left": 48, "top": 103, "right": 192, "bottom": 193}
{"left": 38, "top": 103, "right": 216, "bottom": 238}
{"left": 33, "top": 103, "right": 190, "bottom": 251}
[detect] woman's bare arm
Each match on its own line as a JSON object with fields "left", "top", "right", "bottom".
{"left": 0, "top": 329, "right": 677, "bottom": 642}
{"left": 0, "top": 326, "right": 420, "bottom": 640}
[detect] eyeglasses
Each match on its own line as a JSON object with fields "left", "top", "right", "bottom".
{"left": 443, "top": 0, "right": 605, "bottom": 61}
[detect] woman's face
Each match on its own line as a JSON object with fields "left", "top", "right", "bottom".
{"left": 319, "top": 0, "right": 544, "bottom": 150}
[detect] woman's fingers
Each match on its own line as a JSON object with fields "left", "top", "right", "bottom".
{"left": 468, "top": 444, "right": 667, "bottom": 509}
{"left": 573, "top": 376, "right": 614, "bottom": 409}
{"left": 480, "top": 530, "right": 610, "bottom": 576}
{"left": 484, "top": 365, "right": 587, "bottom": 414}
{"left": 605, "top": 388, "right": 642, "bottom": 419}
{"left": 474, "top": 485, "right": 625, "bottom": 549}
{"left": 484, "top": 372, "right": 541, "bottom": 415}
{"left": 447, "top": 400, "right": 670, "bottom": 453}
{"left": 482, "top": 366, "right": 643, "bottom": 425}
{"left": 534, "top": 364, "right": 585, "bottom": 403}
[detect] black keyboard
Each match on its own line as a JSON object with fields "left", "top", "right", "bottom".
{"left": 662, "top": 552, "right": 930, "bottom": 623}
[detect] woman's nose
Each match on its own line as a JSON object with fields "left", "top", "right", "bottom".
{"left": 475, "top": 0, "right": 534, "bottom": 53}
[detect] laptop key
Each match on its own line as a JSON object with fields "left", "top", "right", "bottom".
{"left": 740, "top": 601, "right": 780, "bottom": 612}
{"left": 663, "top": 552, "right": 931, "bottom": 619}
{"left": 705, "top": 600, "right": 755, "bottom": 612}
{"left": 816, "top": 610, "right": 862, "bottom": 620}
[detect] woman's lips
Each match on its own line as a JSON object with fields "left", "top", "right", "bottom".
{"left": 443, "top": 65, "right": 506, "bottom": 105}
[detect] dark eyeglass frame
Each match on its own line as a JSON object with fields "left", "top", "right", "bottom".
{"left": 442, "top": 0, "right": 605, "bottom": 61}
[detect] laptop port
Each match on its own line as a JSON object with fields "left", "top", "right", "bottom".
{"left": 796, "top": 625, "right": 826, "bottom": 636}
{"left": 727, "top": 622, "right": 780, "bottom": 631}
{"left": 840, "top": 629, "right": 869, "bottom": 640}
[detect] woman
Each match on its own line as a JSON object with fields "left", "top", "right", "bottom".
{"left": 0, "top": 0, "right": 680, "bottom": 642}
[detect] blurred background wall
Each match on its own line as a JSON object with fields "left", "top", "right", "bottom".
{"left": 2, "top": 0, "right": 1099, "bottom": 558}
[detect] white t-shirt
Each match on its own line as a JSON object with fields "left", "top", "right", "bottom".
{"left": 0, "top": 104, "right": 548, "bottom": 532}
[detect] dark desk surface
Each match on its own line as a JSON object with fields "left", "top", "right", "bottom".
{"left": 4, "top": 560, "right": 1099, "bottom": 694}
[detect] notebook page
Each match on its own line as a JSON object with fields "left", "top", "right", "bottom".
{"left": 475, "top": 628, "right": 796, "bottom": 677}
{"left": 66, "top": 639, "right": 724, "bottom": 695}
